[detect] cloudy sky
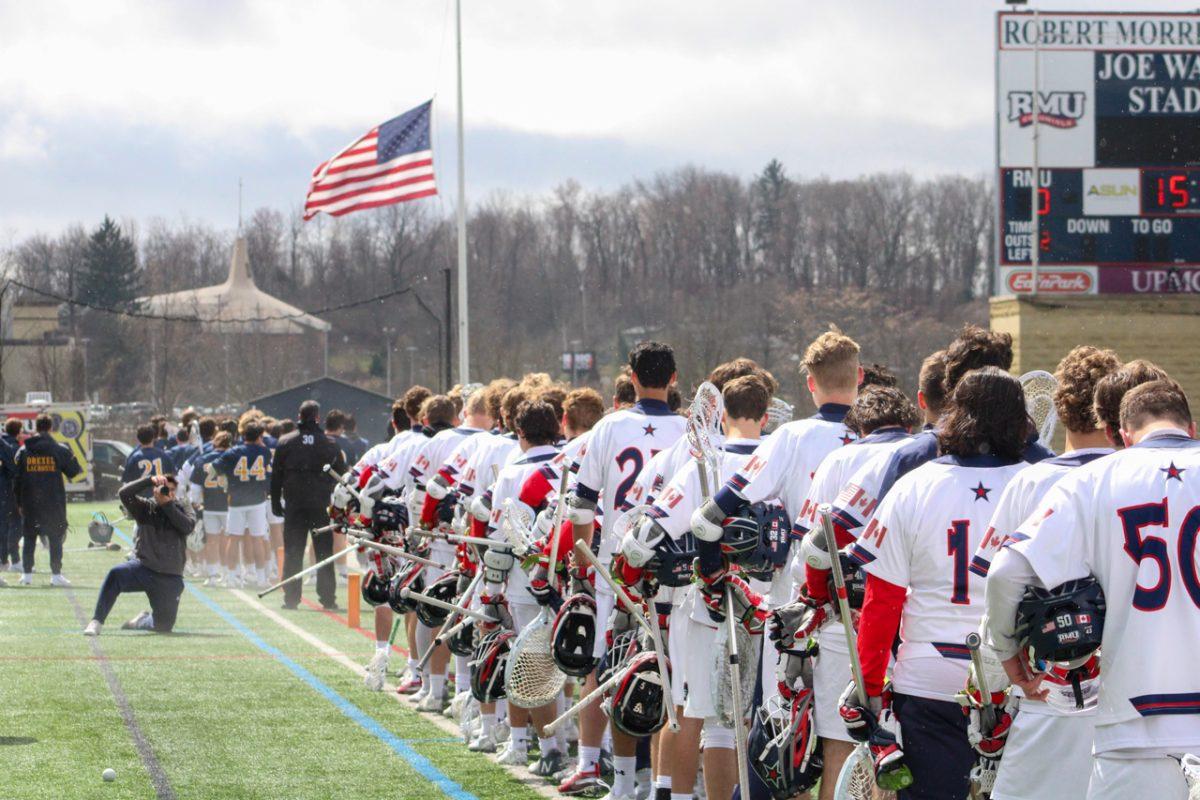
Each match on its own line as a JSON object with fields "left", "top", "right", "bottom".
{"left": 0, "top": 0, "right": 1172, "bottom": 237}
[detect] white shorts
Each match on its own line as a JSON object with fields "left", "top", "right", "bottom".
{"left": 226, "top": 503, "right": 269, "bottom": 539}
{"left": 266, "top": 507, "right": 283, "bottom": 525}
{"left": 681, "top": 614, "right": 720, "bottom": 721}
{"left": 510, "top": 601, "right": 540, "bottom": 633}
{"left": 993, "top": 709, "right": 1096, "bottom": 800}
{"left": 594, "top": 586, "right": 615, "bottom": 660}
{"left": 1086, "top": 754, "right": 1187, "bottom": 800}
{"left": 667, "top": 601, "right": 690, "bottom": 707}
{"left": 813, "top": 642, "right": 854, "bottom": 742}
{"left": 202, "top": 511, "right": 227, "bottom": 536}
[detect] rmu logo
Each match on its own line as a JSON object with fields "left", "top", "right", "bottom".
{"left": 1007, "top": 91, "right": 1087, "bottom": 128}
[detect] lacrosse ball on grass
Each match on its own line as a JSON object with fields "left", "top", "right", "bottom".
{"left": 102, "top": 768, "right": 116, "bottom": 782}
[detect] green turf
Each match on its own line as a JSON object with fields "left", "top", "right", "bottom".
{"left": 0, "top": 501, "right": 542, "bottom": 799}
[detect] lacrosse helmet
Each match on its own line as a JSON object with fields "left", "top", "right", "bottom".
{"left": 372, "top": 498, "right": 408, "bottom": 535}
{"left": 652, "top": 531, "right": 699, "bottom": 587}
{"left": 386, "top": 561, "right": 426, "bottom": 614}
{"left": 361, "top": 570, "right": 392, "bottom": 607}
{"left": 1016, "top": 576, "right": 1106, "bottom": 668}
{"left": 551, "top": 594, "right": 599, "bottom": 677}
{"left": 470, "top": 629, "right": 514, "bottom": 702}
{"left": 447, "top": 621, "right": 477, "bottom": 657}
{"left": 721, "top": 502, "right": 790, "bottom": 581}
{"left": 749, "top": 692, "right": 822, "bottom": 799}
{"left": 88, "top": 512, "right": 114, "bottom": 545}
{"left": 415, "top": 570, "right": 461, "bottom": 628}
{"left": 605, "top": 651, "right": 669, "bottom": 737}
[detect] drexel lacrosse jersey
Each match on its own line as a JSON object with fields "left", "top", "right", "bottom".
{"left": 971, "top": 448, "right": 1112, "bottom": 579}
{"left": 572, "top": 399, "right": 686, "bottom": 562}
{"left": 1009, "top": 431, "right": 1200, "bottom": 756}
{"left": 852, "top": 454, "right": 1027, "bottom": 701}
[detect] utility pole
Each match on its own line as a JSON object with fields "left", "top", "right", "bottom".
{"left": 1030, "top": 6, "right": 1041, "bottom": 297}
{"left": 454, "top": 0, "right": 470, "bottom": 383}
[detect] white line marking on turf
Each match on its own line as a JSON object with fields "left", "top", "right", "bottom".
{"left": 226, "top": 589, "right": 561, "bottom": 799}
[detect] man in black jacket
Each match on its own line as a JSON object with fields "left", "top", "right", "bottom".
{"left": 270, "top": 400, "right": 346, "bottom": 610}
{"left": 84, "top": 474, "right": 194, "bottom": 635}
{"left": 1, "top": 419, "right": 22, "bottom": 574}
{"left": 13, "top": 414, "right": 82, "bottom": 586}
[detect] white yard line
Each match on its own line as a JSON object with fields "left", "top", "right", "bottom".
{"left": 227, "top": 589, "right": 560, "bottom": 799}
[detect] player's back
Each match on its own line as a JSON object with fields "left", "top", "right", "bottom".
{"left": 193, "top": 450, "right": 229, "bottom": 512}
{"left": 1015, "top": 432, "right": 1200, "bottom": 755}
{"left": 123, "top": 445, "right": 168, "bottom": 483}
{"left": 796, "top": 427, "right": 911, "bottom": 536}
{"left": 220, "top": 442, "right": 272, "bottom": 507}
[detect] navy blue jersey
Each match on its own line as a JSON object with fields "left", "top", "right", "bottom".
{"left": 215, "top": 442, "right": 273, "bottom": 507}
{"left": 329, "top": 434, "right": 354, "bottom": 466}
{"left": 344, "top": 435, "right": 369, "bottom": 466}
{"left": 190, "top": 449, "right": 230, "bottom": 512}
{"left": 166, "top": 442, "right": 199, "bottom": 473}
{"left": 122, "top": 446, "right": 170, "bottom": 484}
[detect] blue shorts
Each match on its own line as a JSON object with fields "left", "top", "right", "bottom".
{"left": 891, "top": 693, "right": 974, "bottom": 800}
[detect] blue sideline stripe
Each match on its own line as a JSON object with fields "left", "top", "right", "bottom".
{"left": 111, "top": 523, "right": 475, "bottom": 798}
{"left": 185, "top": 585, "right": 478, "bottom": 800}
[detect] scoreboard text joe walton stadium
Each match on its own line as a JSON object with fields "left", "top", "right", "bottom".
{"left": 997, "top": 11, "right": 1200, "bottom": 295}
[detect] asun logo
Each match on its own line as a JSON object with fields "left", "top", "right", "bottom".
{"left": 1087, "top": 184, "right": 1136, "bottom": 197}
{"left": 1007, "top": 91, "right": 1087, "bottom": 128}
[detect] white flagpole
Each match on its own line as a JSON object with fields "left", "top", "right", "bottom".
{"left": 454, "top": 0, "right": 470, "bottom": 383}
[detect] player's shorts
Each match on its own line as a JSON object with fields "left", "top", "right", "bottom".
{"left": 993, "top": 709, "right": 1096, "bottom": 800}
{"left": 891, "top": 692, "right": 973, "bottom": 800}
{"left": 510, "top": 600, "right": 539, "bottom": 633}
{"left": 1087, "top": 755, "right": 1188, "bottom": 800}
{"left": 813, "top": 641, "right": 854, "bottom": 742}
{"left": 266, "top": 507, "right": 283, "bottom": 525}
{"left": 202, "top": 511, "right": 228, "bottom": 537}
{"left": 681, "top": 614, "right": 720, "bottom": 721}
{"left": 226, "top": 503, "right": 269, "bottom": 539}
{"left": 593, "top": 585, "right": 615, "bottom": 660}
{"left": 667, "top": 601, "right": 690, "bottom": 707}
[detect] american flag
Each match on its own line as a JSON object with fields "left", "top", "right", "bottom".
{"left": 304, "top": 100, "right": 437, "bottom": 219}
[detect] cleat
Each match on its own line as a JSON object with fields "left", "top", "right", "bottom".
{"left": 635, "top": 769, "right": 652, "bottom": 800}
{"left": 396, "top": 676, "right": 423, "bottom": 695}
{"left": 531, "top": 749, "right": 568, "bottom": 778}
{"left": 19, "top": 573, "right": 32, "bottom": 586}
{"left": 496, "top": 742, "right": 529, "bottom": 766}
{"left": 416, "top": 691, "right": 448, "bottom": 713}
{"left": 83, "top": 620, "right": 102, "bottom": 637}
{"left": 468, "top": 728, "right": 500, "bottom": 753}
{"left": 121, "top": 611, "right": 153, "bottom": 631}
{"left": 363, "top": 651, "right": 389, "bottom": 692}
{"left": 444, "top": 690, "right": 469, "bottom": 719}
{"left": 558, "top": 765, "right": 609, "bottom": 797}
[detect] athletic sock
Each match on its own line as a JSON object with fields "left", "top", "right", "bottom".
{"left": 430, "top": 674, "right": 446, "bottom": 698}
{"left": 670, "top": 793, "right": 692, "bottom": 800}
{"left": 655, "top": 776, "right": 672, "bottom": 792}
{"left": 510, "top": 726, "right": 529, "bottom": 755}
{"left": 539, "top": 736, "right": 555, "bottom": 757}
{"left": 555, "top": 727, "right": 568, "bottom": 753}
{"left": 612, "top": 756, "right": 637, "bottom": 797}
{"left": 375, "top": 640, "right": 389, "bottom": 653}
{"left": 578, "top": 745, "right": 600, "bottom": 772}
{"left": 480, "top": 711, "right": 496, "bottom": 735}
{"left": 455, "top": 655, "right": 471, "bottom": 691}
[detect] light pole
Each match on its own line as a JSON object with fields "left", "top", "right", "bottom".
{"left": 382, "top": 327, "right": 397, "bottom": 397}
{"left": 79, "top": 338, "right": 91, "bottom": 403}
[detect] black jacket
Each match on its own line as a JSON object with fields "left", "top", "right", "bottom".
{"left": 13, "top": 434, "right": 82, "bottom": 525}
{"left": 119, "top": 477, "right": 195, "bottom": 576}
{"left": 270, "top": 421, "right": 346, "bottom": 516}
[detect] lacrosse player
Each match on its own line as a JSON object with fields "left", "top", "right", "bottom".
{"left": 783, "top": 385, "right": 919, "bottom": 800}
{"left": 481, "top": 400, "right": 568, "bottom": 771}
{"left": 986, "top": 379, "right": 1200, "bottom": 800}
{"left": 123, "top": 424, "right": 170, "bottom": 492}
{"left": 829, "top": 326, "right": 1051, "bottom": 548}
{"left": 189, "top": 431, "right": 232, "bottom": 587}
{"left": 561, "top": 341, "right": 687, "bottom": 799}
{"left": 840, "top": 368, "right": 1030, "bottom": 798}
{"left": 214, "top": 420, "right": 273, "bottom": 590}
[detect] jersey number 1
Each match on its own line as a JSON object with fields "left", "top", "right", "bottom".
{"left": 947, "top": 519, "right": 971, "bottom": 605}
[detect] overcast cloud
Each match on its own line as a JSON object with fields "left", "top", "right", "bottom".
{"left": 0, "top": 0, "right": 1174, "bottom": 237}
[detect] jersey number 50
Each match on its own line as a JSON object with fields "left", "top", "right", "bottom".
{"left": 1119, "top": 500, "right": 1200, "bottom": 611}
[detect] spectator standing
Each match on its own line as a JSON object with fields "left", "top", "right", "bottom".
{"left": 1, "top": 419, "right": 23, "bottom": 573}
{"left": 13, "top": 415, "right": 82, "bottom": 586}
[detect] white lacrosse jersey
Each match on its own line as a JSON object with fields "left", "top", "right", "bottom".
{"left": 712, "top": 404, "right": 855, "bottom": 606}
{"left": 1008, "top": 430, "right": 1200, "bottom": 756}
{"left": 851, "top": 454, "right": 1028, "bottom": 702}
{"left": 648, "top": 438, "right": 764, "bottom": 628}
{"left": 432, "top": 427, "right": 496, "bottom": 490}
{"left": 530, "top": 430, "right": 590, "bottom": 501}
{"left": 378, "top": 430, "right": 434, "bottom": 492}
{"left": 629, "top": 433, "right": 720, "bottom": 511}
{"left": 409, "top": 426, "right": 487, "bottom": 489}
{"left": 971, "top": 448, "right": 1112, "bottom": 580}
{"left": 572, "top": 399, "right": 686, "bottom": 563}
{"left": 791, "top": 427, "right": 912, "bottom": 654}
{"left": 486, "top": 444, "right": 561, "bottom": 605}
{"left": 458, "top": 432, "right": 520, "bottom": 501}
{"left": 355, "top": 426, "right": 422, "bottom": 473}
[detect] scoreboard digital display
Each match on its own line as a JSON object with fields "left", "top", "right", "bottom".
{"left": 997, "top": 12, "right": 1200, "bottom": 294}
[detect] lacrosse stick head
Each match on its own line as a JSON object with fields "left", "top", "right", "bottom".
{"left": 504, "top": 608, "right": 567, "bottom": 708}
{"left": 833, "top": 745, "right": 874, "bottom": 800}
{"left": 500, "top": 498, "right": 535, "bottom": 558}
{"left": 1019, "top": 370, "right": 1059, "bottom": 448}
{"left": 687, "top": 381, "right": 724, "bottom": 479}
{"left": 711, "top": 619, "right": 761, "bottom": 728}
{"left": 88, "top": 511, "right": 114, "bottom": 545}
{"left": 599, "top": 629, "right": 642, "bottom": 685}
{"left": 1180, "top": 754, "right": 1200, "bottom": 800}
{"left": 764, "top": 397, "right": 794, "bottom": 435}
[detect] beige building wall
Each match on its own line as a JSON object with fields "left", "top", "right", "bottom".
{"left": 990, "top": 295, "right": 1200, "bottom": 409}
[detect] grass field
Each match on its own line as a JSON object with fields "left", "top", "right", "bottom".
{"left": 0, "top": 501, "right": 547, "bottom": 800}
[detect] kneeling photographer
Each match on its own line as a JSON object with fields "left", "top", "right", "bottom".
{"left": 84, "top": 474, "right": 195, "bottom": 635}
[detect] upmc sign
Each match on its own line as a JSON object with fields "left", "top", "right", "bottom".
{"left": 995, "top": 11, "right": 1200, "bottom": 295}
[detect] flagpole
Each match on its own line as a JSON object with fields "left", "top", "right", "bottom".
{"left": 454, "top": 0, "right": 470, "bottom": 384}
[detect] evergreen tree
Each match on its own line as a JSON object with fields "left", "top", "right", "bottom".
{"left": 78, "top": 216, "right": 140, "bottom": 309}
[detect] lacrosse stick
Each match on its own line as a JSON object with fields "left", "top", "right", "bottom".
{"left": 345, "top": 533, "right": 442, "bottom": 568}
{"left": 309, "top": 523, "right": 343, "bottom": 536}
{"left": 323, "top": 465, "right": 380, "bottom": 516}
{"left": 611, "top": 503, "right": 679, "bottom": 731}
{"left": 688, "top": 381, "right": 751, "bottom": 789}
{"left": 412, "top": 529, "right": 519, "bottom": 551}
{"left": 416, "top": 570, "right": 485, "bottom": 671}
{"left": 543, "top": 652, "right": 638, "bottom": 736}
{"left": 64, "top": 542, "right": 124, "bottom": 553}
{"left": 505, "top": 471, "right": 570, "bottom": 709}
{"left": 257, "top": 542, "right": 359, "bottom": 598}
{"left": 1019, "top": 370, "right": 1058, "bottom": 448}
{"left": 1180, "top": 754, "right": 1200, "bottom": 800}
{"left": 397, "top": 585, "right": 495, "bottom": 623}
{"left": 966, "top": 632, "right": 999, "bottom": 798}
{"left": 764, "top": 396, "right": 794, "bottom": 435}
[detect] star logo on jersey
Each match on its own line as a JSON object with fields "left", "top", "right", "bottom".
{"left": 971, "top": 482, "right": 992, "bottom": 502}
{"left": 1161, "top": 462, "right": 1186, "bottom": 482}
{"left": 642, "top": 423, "right": 657, "bottom": 437}
{"left": 839, "top": 432, "right": 854, "bottom": 446}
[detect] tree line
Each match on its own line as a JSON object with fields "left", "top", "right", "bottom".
{"left": 2, "top": 161, "right": 992, "bottom": 412}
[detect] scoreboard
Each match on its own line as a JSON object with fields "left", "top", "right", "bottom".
{"left": 996, "top": 12, "right": 1200, "bottom": 295}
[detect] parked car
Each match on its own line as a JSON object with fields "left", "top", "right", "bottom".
{"left": 92, "top": 439, "right": 132, "bottom": 501}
